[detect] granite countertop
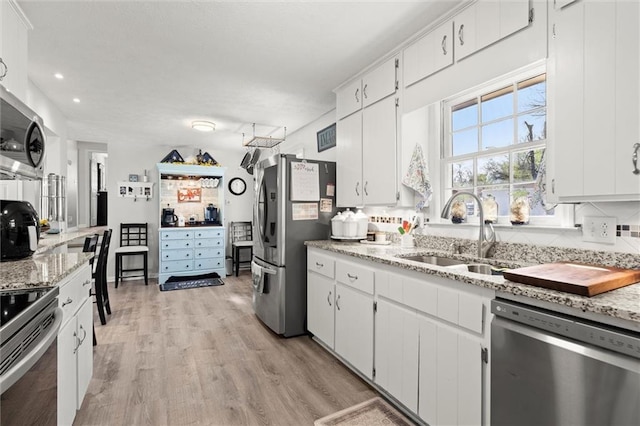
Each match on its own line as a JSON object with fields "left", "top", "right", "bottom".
{"left": 305, "top": 240, "right": 640, "bottom": 325}
{"left": 0, "top": 252, "right": 93, "bottom": 291}
{"left": 35, "top": 226, "right": 108, "bottom": 254}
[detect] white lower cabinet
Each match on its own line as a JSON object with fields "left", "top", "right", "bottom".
{"left": 418, "top": 316, "right": 482, "bottom": 426}
{"left": 308, "top": 247, "right": 493, "bottom": 425}
{"left": 335, "top": 282, "right": 374, "bottom": 379}
{"left": 58, "top": 264, "right": 93, "bottom": 426}
{"left": 306, "top": 249, "right": 375, "bottom": 379}
{"left": 374, "top": 298, "right": 419, "bottom": 412}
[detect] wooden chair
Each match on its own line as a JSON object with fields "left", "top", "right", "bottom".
{"left": 92, "top": 229, "right": 112, "bottom": 325}
{"left": 81, "top": 233, "right": 99, "bottom": 345}
{"left": 114, "top": 223, "right": 149, "bottom": 287}
{"left": 230, "top": 221, "right": 253, "bottom": 276}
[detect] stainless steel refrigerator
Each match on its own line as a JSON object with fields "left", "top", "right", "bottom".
{"left": 252, "top": 154, "right": 336, "bottom": 337}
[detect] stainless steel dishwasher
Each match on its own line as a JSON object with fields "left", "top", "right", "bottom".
{"left": 491, "top": 299, "right": 640, "bottom": 426}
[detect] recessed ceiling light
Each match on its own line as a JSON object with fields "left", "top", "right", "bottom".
{"left": 73, "top": 98, "right": 80, "bottom": 103}
{"left": 54, "top": 73, "right": 64, "bottom": 79}
{"left": 191, "top": 121, "right": 216, "bottom": 132}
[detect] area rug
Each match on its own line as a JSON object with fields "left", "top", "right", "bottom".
{"left": 159, "top": 272, "right": 224, "bottom": 292}
{"left": 314, "top": 397, "right": 414, "bottom": 426}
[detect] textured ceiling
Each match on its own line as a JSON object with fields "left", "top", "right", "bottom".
{"left": 19, "top": 0, "right": 462, "bottom": 152}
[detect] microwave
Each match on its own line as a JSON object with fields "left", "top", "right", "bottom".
{"left": 0, "top": 85, "right": 46, "bottom": 180}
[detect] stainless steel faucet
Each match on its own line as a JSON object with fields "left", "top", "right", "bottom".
{"left": 440, "top": 191, "right": 496, "bottom": 258}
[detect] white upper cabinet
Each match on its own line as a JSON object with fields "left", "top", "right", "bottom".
{"left": 336, "top": 56, "right": 399, "bottom": 207}
{"left": 404, "top": 20, "right": 454, "bottom": 87}
{"left": 0, "top": 0, "right": 29, "bottom": 101}
{"left": 548, "top": 0, "right": 640, "bottom": 201}
{"left": 336, "top": 79, "right": 362, "bottom": 120}
{"left": 454, "top": 0, "right": 530, "bottom": 62}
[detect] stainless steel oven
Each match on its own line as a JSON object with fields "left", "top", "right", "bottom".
{"left": 491, "top": 299, "right": 640, "bottom": 426}
{"left": 0, "top": 286, "right": 61, "bottom": 426}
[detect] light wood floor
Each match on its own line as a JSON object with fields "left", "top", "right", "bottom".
{"left": 76, "top": 272, "right": 377, "bottom": 425}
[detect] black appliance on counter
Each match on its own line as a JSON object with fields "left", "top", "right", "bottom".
{"left": 162, "top": 206, "right": 178, "bottom": 227}
{"left": 204, "top": 203, "right": 218, "bottom": 224}
{"left": 0, "top": 200, "right": 40, "bottom": 261}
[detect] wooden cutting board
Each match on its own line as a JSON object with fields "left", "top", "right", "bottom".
{"left": 503, "top": 262, "right": 640, "bottom": 297}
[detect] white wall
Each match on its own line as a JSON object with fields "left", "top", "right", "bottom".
{"left": 279, "top": 109, "right": 337, "bottom": 162}
{"left": 105, "top": 140, "right": 254, "bottom": 279}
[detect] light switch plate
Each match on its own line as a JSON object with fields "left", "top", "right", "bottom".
{"left": 582, "top": 216, "right": 617, "bottom": 244}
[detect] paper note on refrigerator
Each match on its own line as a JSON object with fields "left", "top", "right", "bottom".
{"left": 292, "top": 203, "right": 319, "bottom": 220}
{"left": 290, "top": 161, "right": 320, "bottom": 201}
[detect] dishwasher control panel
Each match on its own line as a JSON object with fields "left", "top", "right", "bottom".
{"left": 492, "top": 299, "right": 640, "bottom": 360}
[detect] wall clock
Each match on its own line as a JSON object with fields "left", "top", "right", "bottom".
{"left": 229, "top": 177, "right": 247, "bottom": 196}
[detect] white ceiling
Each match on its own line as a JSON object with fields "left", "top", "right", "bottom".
{"left": 18, "top": 0, "right": 462, "bottom": 152}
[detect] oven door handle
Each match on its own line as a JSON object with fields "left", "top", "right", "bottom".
{"left": 0, "top": 307, "right": 63, "bottom": 394}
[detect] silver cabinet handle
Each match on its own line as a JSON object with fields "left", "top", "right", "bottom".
{"left": 82, "top": 279, "right": 91, "bottom": 287}
{"left": 442, "top": 34, "right": 447, "bottom": 55}
{"left": 355, "top": 88, "right": 359, "bottom": 103}
{"left": 355, "top": 182, "right": 360, "bottom": 196}
{"left": 364, "top": 181, "right": 369, "bottom": 196}
{"left": 336, "top": 294, "right": 341, "bottom": 311}
{"left": 458, "top": 24, "right": 465, "bottom": 45}
{"left": 327, "top": 291, "right": 332, "bottom": 306}
{"left": 79, "top": 325, "right": 87, "bottom": 346}
{"left": 73, "top": 331, "right": 80, "bottom": 354}
{"left": 347, "top": 273, "right": 358, "bottom": 281}
{"left": 363, "top": 84, "right": 368, "bottom": 99}
{"left": 0, "top": 58, "right": 7, "bottom": 81}
{"left": 632, "top": 143, "right": 640, "bottom": 175}
{"left": 552, "top": 178, "right": 556, "bottom": 194}
{"left": 62, "top": 297, "right": 73, "bottom": 307}
{"left": 316, "top": 262, "right": 324, "bottom": 268}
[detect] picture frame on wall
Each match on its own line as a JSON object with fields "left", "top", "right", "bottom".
{"left": 317, "top": 123, "right": 336, "bottom": 152}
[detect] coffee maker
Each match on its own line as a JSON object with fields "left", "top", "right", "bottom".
{"left": 204, "top": 204, "right": 218, "bottom": 224}
{"left": 162, "top": 206, "right": 178, "bottom": 227}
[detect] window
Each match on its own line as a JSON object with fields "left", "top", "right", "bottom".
{"left": 443, "top": 71, "right": 555, "bottom": 224}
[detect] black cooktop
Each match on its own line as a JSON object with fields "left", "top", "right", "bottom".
{"left": 1, "top": 287, "right": 57, "bottom": 328}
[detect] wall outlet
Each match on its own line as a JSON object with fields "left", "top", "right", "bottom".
{"left": 582, "top": 216, "right": 617, "bottom": 244}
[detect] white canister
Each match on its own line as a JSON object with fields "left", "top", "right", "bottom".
{"left": 177, "top": 215, "right": 186, "bottom": 227}
{"left": 331, "top": 212, "right": 345, "bottom": 237}
{"left": 354, "top": 209, "right": 368, "bottom": 239}
{"left": 343, "top": 214, "right": 358, "bottom": 238}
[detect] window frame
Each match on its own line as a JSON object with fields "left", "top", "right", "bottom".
{"left": 440, "top": 66, "right": 560, "bottom": 226}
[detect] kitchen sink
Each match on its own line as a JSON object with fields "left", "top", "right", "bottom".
{"left": 465, "top": 264, "right": 507, "bottom": 276}
{"left": 397, "top": 255, "right": 467, "bottom": 267}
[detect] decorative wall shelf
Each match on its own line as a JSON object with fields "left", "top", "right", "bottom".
{"left": 117, "top": 181, "right": 154, "bottom": 201}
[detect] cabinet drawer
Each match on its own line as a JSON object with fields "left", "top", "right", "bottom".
{"left": 161, "top": 260, "right": 195, "bottom": 273}
{"left": 308, "top": 251, "right": 335, "bottom": 279}
{"left": 336, "top": 260, "right": 374, "bottom": 294}
{"left": 161, "top": 239, "right": 193, "bottom": 250}
{"left": 194, "top": 257, "right": 224, "bottom": 271}
{"left": 58, "top": 265, "right": 91, "bottom": 324}
{"left": 160, "top": 230, "right": 194, "bottom": 240}
{"left": 161, "top": 248, "right": 193, "bottom": 261}
{"left": 195, "top": 247, "right": 224, "bottom": 259}
{"left": 194, "top": 238, "right": 223, "bottom": 248}
{"left": 194, "top": 228, "right": 224, "bottom": 239}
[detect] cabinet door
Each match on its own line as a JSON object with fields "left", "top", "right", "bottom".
{"left": 76, "top": 299, "right": 93, "bottom": 409}
{"left": 362, "top": 56, "right": 397, "bottom": 108}
{"left": 307, "top": 272, "right": 335, "bottom": 348}
{"left": 58, "top": 317, "right": 78, "bottom": 426}
{"left": 614, "top": 0, "right": 640, "bottom": 197}
{"left": 375, "top": 299, "right": 419, "bottom": 412}
{"left": 404, "top": 21, "right": 454, "bottom": 87}
{"left": 418, "top": 317, "right": 482, "bottom": 426}
{"left": 362, "top": 95, "right": 397, "bottom": 205}
{"left": 336, "top": 79, "right": 362, "bottom": 120}
{"left": 454, "top": 3, "right": 478, "bottom": 60}
{"left": 550, "top": 0, "right": 584, "bottom": 198}
{"left": 336, "top": 112, "right": 363, "bottom": 207}
{"left": 499, "top": 0, "right": 530, "bottom": 39}
{"left": 334, "top": 283, "right": 373, "bottom": 378}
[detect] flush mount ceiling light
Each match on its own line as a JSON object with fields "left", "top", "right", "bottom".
{"left": 54, "top": 73, "right": 64, "bottom": 79}
{"left": 191, "top": 121, "right": 216, "bottom": 132}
